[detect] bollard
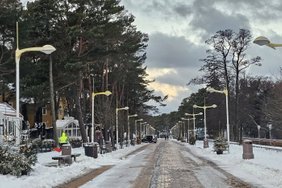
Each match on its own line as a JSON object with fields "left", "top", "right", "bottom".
{"left": 242, "top": 139, "right": 254, "bottom": 159}
{"left": 203, "top": 139, "right": 209, "bottom": 148}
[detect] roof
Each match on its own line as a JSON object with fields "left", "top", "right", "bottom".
{"left": 0, "top": 102, "right": 23, "bottom": 118}
{"left": 56, "top": 116, "right": 79, "bottom": 129}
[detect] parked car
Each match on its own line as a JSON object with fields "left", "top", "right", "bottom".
{"left": 142, "top": 135, "right": 157, "bottom": 143}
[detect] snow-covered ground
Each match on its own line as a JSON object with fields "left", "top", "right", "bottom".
{"left": 1, "top": 140, "right": 282, "bottom": 188}
{"left": 188, "top": 140, "right": 282, "bottom": 188}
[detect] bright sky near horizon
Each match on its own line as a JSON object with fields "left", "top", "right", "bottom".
{"left": 21, "top": 0, "right": 282, "bottom": 114}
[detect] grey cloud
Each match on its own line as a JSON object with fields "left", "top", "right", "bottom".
{"left": 190, "top": 0, "right": 250, "bottom": 39}
{"left": 173, "top": 4, "right": 192, "bottom": 17}
{"left": 122, "top": 0, "right": 193, "bottom": 20}
{"left": 156, "top": 67, "right": 200, "bottom": 86}
{"left": 147, "top": 32, "right": 203, "bottom": 68}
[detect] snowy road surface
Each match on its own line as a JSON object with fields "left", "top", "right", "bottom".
{"left": 81, "top": 140, "right": 252, "bottom": 188}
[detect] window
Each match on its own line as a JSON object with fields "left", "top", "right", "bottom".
{"left": 42, "top": 107, "right": 47, "bottom": 115}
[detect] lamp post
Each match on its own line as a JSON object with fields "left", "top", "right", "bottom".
{"left": 178, "top": 120, "right": 184, "bottom": 140}
{"left": 140, "top": 122, "right": 147, "bottom": 138}
{"left": 257, "top": 125, "right": 261, "bottom": 144}
{"left": 134, "top": 119, "right": 143, "bottom": 144}
{"left": 15, "top": 22, "right": 56, "bottom": 145}
{"left": 206, "top": 87, "right": 230, "bottom": 151}
{"left": 135, "top": 119, "right": 143, "bottom": 136}
{"left": 267, "top": 123, "right": 272, "bottom": 145}
{"left": 193, "top": 104, "right": 217, "bottom": 148}
{"left": 185, "top": 112, "right": 203, "bottom": 138}
{"left": 181, "top": 117, "right": 192, "bottom": 143}
{"left": 253, "top": 36, "right": 282, "bottom": 49}
{"left": 116, "top": 106, "right": 129, "bottom": 148}
{"left": 127, "top": 114, "right": 137, "bottom": 144}
{"left": 91, "top": 90, "right": 111, "bottom": 143}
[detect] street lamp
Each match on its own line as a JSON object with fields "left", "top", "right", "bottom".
{"left": 257, "top": 125, "right": 261, "bottom": 144}
{"left": 253, "top": 36, "right": 282, "bottom": 49}
{"left": 140, "top": 122, "right": 147, "bottom": 138}
{"left": 206, "top": 87, "right": 230, "bottom": 151}
{"left": 181, "top": 117, "right": 192, "bottom": 143}
{"left": 15, "top": 22, "right": 56, "bottom": 144}
{"left": 116, "top": 106, "right": 129, "bottom": 148}
{"left": 185, "top": 112, "right": 203, "bottom": 138}
{"left": 127, "top": 114, "right": 138, "bottom": 144}
{"left": 135, "top": 119, "right": 143, "bottom": 137}
{"left": 193, "top": 103, "right": 217, "bottom": 148}
{"left": 267, "top": 123, "right": 272, "bottom": 145}
{"left": 91, "top": 90, "right": 112, "bottom": 143}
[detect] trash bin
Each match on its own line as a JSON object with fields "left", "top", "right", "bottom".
{"left": 61, "top": 144, "right": 72, "bottom": 155}
{"left": 84, "top": 143, "right": 98, "bottom": 158}
{"left": 242, "top": 139, "right": 254, "bottom": 159}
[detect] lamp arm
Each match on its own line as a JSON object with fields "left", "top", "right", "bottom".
{"left": 268, "top": 43, "right": 282, "bottom": 49}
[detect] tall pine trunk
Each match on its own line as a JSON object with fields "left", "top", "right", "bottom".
{"left": 75, "top": 71, "right": 87, "bottom": 143}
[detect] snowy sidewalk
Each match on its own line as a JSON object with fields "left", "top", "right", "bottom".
{"left": 182, "top": 140, "right": 282, "bottom": 188}
{"left": 0, "top": 144, "right": 146, "bottom": 188}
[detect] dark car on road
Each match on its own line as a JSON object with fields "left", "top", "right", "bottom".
{"left": 142, "top": 135, "right": 157, "bottom": 143}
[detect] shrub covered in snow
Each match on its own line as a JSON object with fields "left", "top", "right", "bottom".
{"left": 213, "top": 135, "right": 228, "bottom": 154}
{"left": 0, "top": 144, "right": 37, "bottom": 176}
{"left": 69, "top": 138, "right": 82, "bottom": 148}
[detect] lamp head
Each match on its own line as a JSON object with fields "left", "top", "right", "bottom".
{"left": 193, "top": 104, "right": 197, "bottom": 108}
{"left": 117, "top": 106, "right": 129, "bottom": 111}
{"left": 206, "top": 87, "right": 215, "bottom": 93}
{"left": 129, "top": 114, "right": 138, "bottom": 117}
{"left": 212, "top": 104, "right": 217, "bottom": 108}
{"left": 104, "top": 90, "right": 112, "bottom": 96}
{"left": 41, "top": 45, "right": 56, "bottom": 54}
{"left": 253, "top": 36, "right": 270, "bottom": 46}
{"left": 198, "top": 112, "right": 203, "bottom": 115}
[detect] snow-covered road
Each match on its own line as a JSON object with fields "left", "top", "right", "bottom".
{"left": 81, "top": 140, "right": 252, "bottom": 188}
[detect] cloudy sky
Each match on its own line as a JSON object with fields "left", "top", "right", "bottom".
{"left": 22, "top": 0, "right": 282, "bottom": 114}
{"left": 120, "top": 0, "right": 282, "bottom": 114}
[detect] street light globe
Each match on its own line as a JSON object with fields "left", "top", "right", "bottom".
{"left": 199, "top": 112, "right": 203, "bottom": 115}
{"left": 41, "top": 45, "right": 56, "bottom": 54}
{"left": 253, "top": 36, "right": 270, "bottom": 46}
{"left": 206, "top": 87, "right": 215, "bottom": 92}
{"left": 124, "top": 106, "right": 129, "bottom": 110}
{"left": 212, "top": 104, "right": 217, "bottom": 108}
{"left": 104, "top": 90, "right": 112, "bottom": 96}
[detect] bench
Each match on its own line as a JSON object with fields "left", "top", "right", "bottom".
{"left": 52, "top": 155, "right": 72, "bottom": 166}
{"left": 71, "top": 153, "right": 81, "bottom": 162}
{"left": 52, "top": 153, "right": 81, "bottom": 166}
